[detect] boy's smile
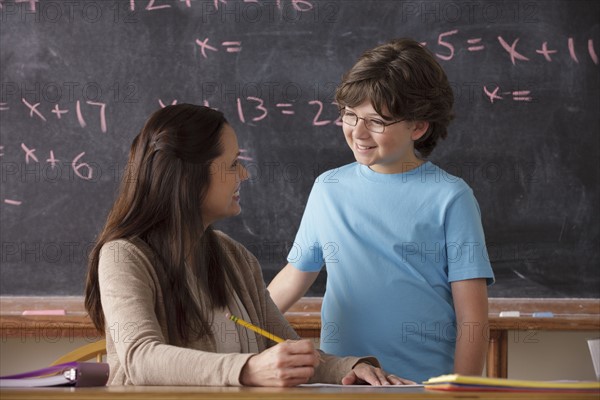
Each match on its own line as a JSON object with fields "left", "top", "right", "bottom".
{"left": 342, "top": 100, "right": 429, "bottom": 174}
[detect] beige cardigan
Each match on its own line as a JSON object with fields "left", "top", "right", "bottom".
{"left": 98, "top": 231, "right": 377, "bottom": 386}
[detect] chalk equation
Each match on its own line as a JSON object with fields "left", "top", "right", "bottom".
{"left": 424, "top": 30, "right": 598, "bottom": 65}
{"left": 2, "top": 98, "right": 108, "bottom": 133}
{"left": 427, "top": 30, "right": 598, "bottom": 66}
{"left": 6, "top": 0, "right": 317, "bottom": 13}
{"left": 196, "top": 38, "right": 242, "bottom": 58}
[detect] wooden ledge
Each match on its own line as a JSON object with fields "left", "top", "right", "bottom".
{"left": 1, "top": 296, "right": 599, "bottom": 338}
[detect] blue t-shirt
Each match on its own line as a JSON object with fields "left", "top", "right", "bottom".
{"left": 287, "top": 162, "right": 494, "bottom": 382}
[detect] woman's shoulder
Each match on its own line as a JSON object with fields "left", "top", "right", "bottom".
{"left": 213, "top": 230, "right": 248, "bottom": 256}
{"left": 213, "top": 230, "right": 261, "bottom": 270}
{"left": 99, "top": 237, "right": 156, "bottom": 271}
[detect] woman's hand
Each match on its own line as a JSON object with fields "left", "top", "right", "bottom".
{"left": 341, "top": 362, "right": 417, "bottom": 386}
{"left": 240, "top": 339, "right": 320, "bottom": 387}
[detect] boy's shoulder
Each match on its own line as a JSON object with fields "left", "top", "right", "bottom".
{"left": 417, "top": 163, "right": 474, "bottom": 198}
{"left": 314, "top": 162, "right": 359, "bottom": 182}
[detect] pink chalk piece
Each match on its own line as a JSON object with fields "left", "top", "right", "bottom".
{"left": 22, "top": 309, "right": 66, "bottom": 316}
{"left": 4, "top": 199, "right": 22, "bottom": 206}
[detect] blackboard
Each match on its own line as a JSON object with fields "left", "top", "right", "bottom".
{"left": 1, "top": 0, "right": 598, "bottom": 298}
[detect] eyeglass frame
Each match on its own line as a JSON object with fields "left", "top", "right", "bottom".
{"left": 339, "top": 108, "right": 405, "bottom": 134}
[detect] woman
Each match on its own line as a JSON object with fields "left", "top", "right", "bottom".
{"left": 84, "top": 104, "right": 409, "bottom": 386}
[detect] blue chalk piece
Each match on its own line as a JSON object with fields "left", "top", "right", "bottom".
{"left": 532, "top": 312, "right": 554, "bottom": 318}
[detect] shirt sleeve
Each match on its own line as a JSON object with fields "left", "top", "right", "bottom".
{"left": 444, "top": 189, "right": 495, "bottom": 285}
{"left": 287, "top": 181, "right": 325, "bottom": 272}
{"left": 99, "top": 240, "right": 253, "bottom": 386}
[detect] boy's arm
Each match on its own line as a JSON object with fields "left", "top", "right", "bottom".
{"left": 267, "top": 263, "right": 319, "bottom": 313}
{"left": 451, "top": 278, "right": 489, "bottom": 376}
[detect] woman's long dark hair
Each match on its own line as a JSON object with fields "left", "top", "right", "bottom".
{"left": 85, "top": 104, "right": 243, "bottom": 344}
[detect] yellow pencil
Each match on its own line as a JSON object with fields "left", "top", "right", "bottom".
{"left": 226, "top": 313, "right": 284, "bottom": 343}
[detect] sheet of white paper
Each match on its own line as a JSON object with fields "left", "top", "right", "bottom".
{"left": 299, "top": 383, "right": 424, "bottom": 388}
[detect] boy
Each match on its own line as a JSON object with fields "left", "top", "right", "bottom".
{"left": 268, "top": 38, "right": 494, "bottom": 382}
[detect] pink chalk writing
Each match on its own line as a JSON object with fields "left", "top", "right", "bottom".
{"left": 146, "top": 0, "right": 170, "bottom": 11}
{"left": 276, "top": 103, "right": 295, "bottom": 115}
{"left": 86, "top": 101, "right": 107, "bottom": 133}
{"left": 76, "top": 100, "right": 86, "bottom": 128}
{"left": 15, "top": 0, "right": 37, "bottom": 11}
{"left": 4, "top": 199, "right": 22, "bottom": 206}
{"left": 236, "top": 98, "right": 246, "bottom": 123}
{"left": 422, "top": 30, "right": 598, "bottom": 65}
{"left": 483, "top": 86, "right": 534, "bottom": 103}
{"left": 240, "top": 96, "right": 268, "bottom": 122}
{"left": 51, "top": 104, "right": 69, "bottom": 119}
{"left": 195, "top": 38, "right": 242, "bottom": 59}
{"left": 21, "top": 143, "right": 39, "bottom": 164}
{"left": 127, "top": 0, "right": 314, "bottom": 13}
{"left": 589, "top": 39, "right": 599, "bottom": 65}
{"left": 21, "top": 98, "right": 46, "bottom": 122}
{"left": 435, "top": 30, "right": 459, "bottom": 61}
{"left": 467, "top": 38, "right": 485, "bottom": 52}
{"left": 159, "top": 99, "right": 178, "bottom": 108}
{"left": 568, "top": 37, "right": 579, "bottom": 63}
{"left": 238, "top": 149, "right": 253, "bottom": 162}
{"left": 483, "top": 86, "right": 503, "bottom": 103}
{"left": 72, "top": 152, "right": 93, "bottom": 180}
{"left": 308, "top": 100, "right": 330, "bottom": 126}
{"left": 332, "top": 102, "right": 343, "bottom": 127}
{"left": 196, "top": 38, "right": 219, "bottom": 58}
{"left": 0, "top": 146, "right": 4, "bottom": 157}
{"left": 8, "top": 100, "right": 108, "bottom": 133}
{"left": 536, "top": 42, "right": 557, "bottom": 62}
{"left": 46, "top": 150, "right": 59, "bottom": 169}
{"left": 512, "top": 90, "right": 532, "bottom": 102}
{"left": 222, "top": 41, "right": 242, "bottom": 53}
{"left": 497, "top": 36, "right": 530, "bottom": 65}
{"left": 18, "top": 143, "right": 95, "bottom": 181}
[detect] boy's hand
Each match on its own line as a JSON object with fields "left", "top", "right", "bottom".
{"left": 341, "top": 362, "right": 417, "bottom": 386}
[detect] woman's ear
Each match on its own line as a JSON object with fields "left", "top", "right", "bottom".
{"left": 411, "top": 121, "right": 430, "bottom": 141}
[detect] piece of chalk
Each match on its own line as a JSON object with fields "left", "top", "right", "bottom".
{"left": 22, "top": 309, "right": 66, "bottom": 316}
{"left": 532, "top": 312, "right": 554, "bottom": 318}
{"left": 499, "top": 311, "right": 520, "bottom": 317}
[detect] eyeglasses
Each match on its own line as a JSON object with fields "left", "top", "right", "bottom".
{"left": 339, "top": 109, "right": 404, "bottom": 134}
